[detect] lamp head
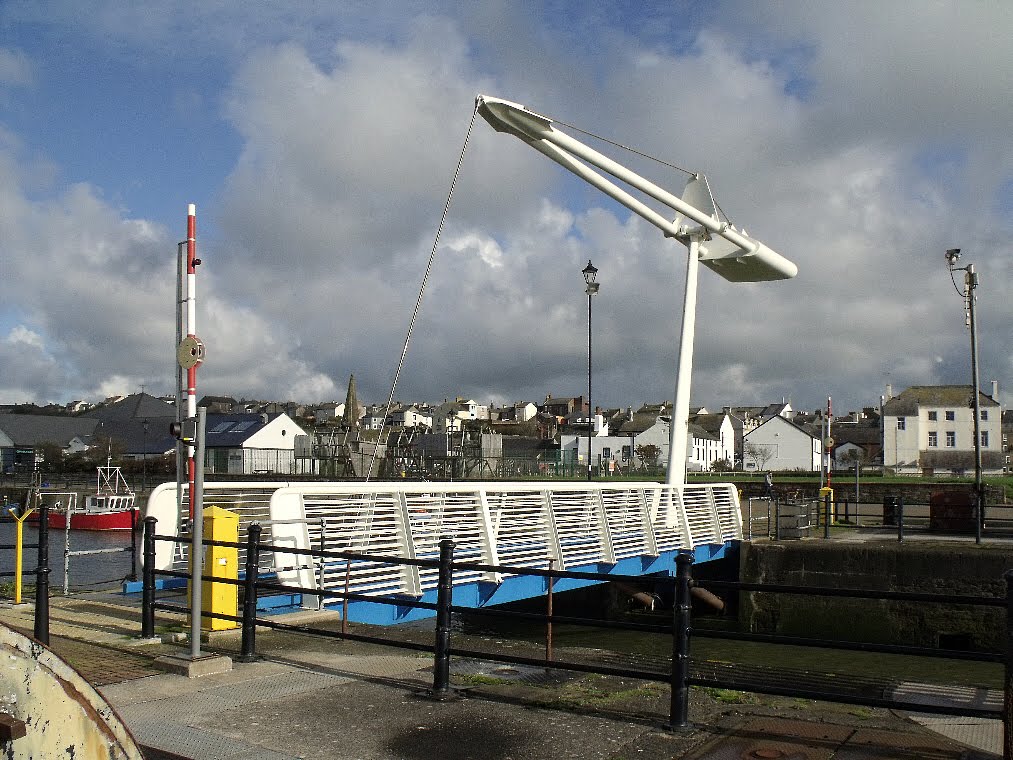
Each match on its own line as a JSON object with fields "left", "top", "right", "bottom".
{"left": 582, "top": 260, "right": 598, "bottom": 285}
{"left": 945, "top": 248, "right": 961, "bottom": 266}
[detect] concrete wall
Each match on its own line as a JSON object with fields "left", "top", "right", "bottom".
{"left": 738, "top": 540, "right": 1012, "bottom": 651}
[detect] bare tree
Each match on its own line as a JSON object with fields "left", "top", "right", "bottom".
{"left": 743, "top": 442, "right": 775, "bottom": 471}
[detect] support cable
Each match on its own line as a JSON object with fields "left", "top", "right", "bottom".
{"left": 365, "top": 105, "right": 479, "bottom": 481}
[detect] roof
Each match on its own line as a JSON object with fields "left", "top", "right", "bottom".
{"left": 614, "top": 412, "right": 667, "bottom": 435}
{"left": 691, "top": 413, "right": 729, "bottom": 436}
{"left": 0, "top": 415, "right": 100, "bottom": 447}
{"left": 83, "top": 393, "right": 176, "bottom": 422}
{"left": 687, "top": 423, "right": 718, "bottom": 441}
{"left": 882, "top": 385, "right": 1000, "bottom": 416}
{"left": 204, "top": 413, "right": 291, "bottom": 447}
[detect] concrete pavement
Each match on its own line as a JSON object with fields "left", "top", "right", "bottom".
{"left": 0, "top": 591, "right": 1002, "bottom": 759}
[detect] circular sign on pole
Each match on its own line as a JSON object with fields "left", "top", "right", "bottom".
{"left": 177, "top": 336, "right": 205, "bottom": 369}
{"left": 824, "top": 436, "right": 834, "bottom": 448}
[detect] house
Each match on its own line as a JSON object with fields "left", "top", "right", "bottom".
{"left": 742, "top": 414, "right": 822, "bottom": 472}
{"left": 388, "top": 405, "right": 432, "bottom": 429}
{"left": 197, "top": 395, "right": 240, "bottom": 414}
{"left": 433, "top": 398, "right": 480, "bottom": 433}
{"left": 689, "top": 412, "right": 736, "bottom": 466}
{"left": 0, "top": 415, "right": 100, "bottom": 472}
{"left": 541, "top": 394, "right": 585, "bottom": 419}
{"left": 82, "top": 393, "right": 177, "bottom": 461}
{"left": 687, "top": 423, "right": 721, "bottom": 471}
{"left": 881, "top": 385, "right": 1003, "bottom": 475}
{"left": 203, "top": 413, "right": 307, "bottom": 475}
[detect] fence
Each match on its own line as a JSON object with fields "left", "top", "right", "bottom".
{"left": 744, "top": 493, "right": 1013, "bottom": 543}
{"left": 140, "top": 518, "right": 1013, "bottom": 752}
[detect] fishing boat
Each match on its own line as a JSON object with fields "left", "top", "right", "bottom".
{"left": 48, "top": 459, "right": 137, "bottom": 531}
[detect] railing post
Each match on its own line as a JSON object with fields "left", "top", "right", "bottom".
{"left": 1004, "top": 569, "right": 1013, "bottom": 760}
{"left": 34, "top": 502, "right": 50, "bottom": 646}
{"left": 774, "top": 498, "right": 781, "bottom": 541}
{"left": 238, "top": 523, "right": 262, "bottom": 663}
{"left": 897, "top": 496, "right": 904, "bottom": 543}
{"left": 823, "top": 492, "right": 831, "bottom": 540}
{"left": 669, "top": 552, "right": 693, "bottom": 731}
{"left": 141, "top": 516, "right": 156, "bottom": 639}
{"left": 430, "top": 538, "right": 456, "bottom": 699}
{"left": 128, "top": 508, "right": 139, "bottom": 582}
{"left": 545, "top": 557, "right": 555, "bottom": 662}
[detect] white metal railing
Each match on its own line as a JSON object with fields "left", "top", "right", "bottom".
{"left": 144, "top": 480, "right": 741, "bottom": 608}
{"left": 265, "top": 481, "right": 741, "bottom": 608}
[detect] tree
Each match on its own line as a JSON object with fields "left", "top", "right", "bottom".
{"left": 837, "top": 446, "right": 866, "bottom": 471}
{"left": 635, "top": 444, "right": 662, "bottom": 472}
{"left": 710, "top": 457, "right": 733, "bottom": 472}
{"left": 743, "top": 442, "right": 775, "bottom": 472}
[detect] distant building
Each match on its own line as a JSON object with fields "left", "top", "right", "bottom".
{"left": 881, "top": 385, "right": 1002, "bottom": 475}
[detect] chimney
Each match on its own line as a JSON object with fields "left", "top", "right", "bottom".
{"left": 627, "top": 406, "right": 633, "bottom": 421}
{"left": 991, "top": 380, "right": 998, "bottom": 400}
{"left": 885, "top": 384, "right": 893, "bottom": 400}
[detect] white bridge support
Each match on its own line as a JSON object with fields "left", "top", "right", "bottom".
{"left": 145, "top": 480, "right": 741, "bottom": 609}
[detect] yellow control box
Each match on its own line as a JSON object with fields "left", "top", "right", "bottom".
{"left": 201, "top": 506, "right": 240, "bottom": 631}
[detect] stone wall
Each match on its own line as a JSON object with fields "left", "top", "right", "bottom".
{"left": 738, "top": 540, "right": 1013, "bottom": 652}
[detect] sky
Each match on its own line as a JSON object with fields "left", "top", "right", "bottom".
{"left": 1, "top": 1, "right": 1011, "bottom": 416}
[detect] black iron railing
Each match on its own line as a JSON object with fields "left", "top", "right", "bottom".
{"left": 139, "top": 515, "right": 1012, "bottom": 752}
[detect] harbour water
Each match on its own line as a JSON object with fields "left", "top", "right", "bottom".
{"left": 0, "top": 519, "right": 137, "bottom": 594}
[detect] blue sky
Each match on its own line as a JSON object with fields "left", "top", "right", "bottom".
{"left": 1, "top": 2, "right": 1011, "bottom": 415}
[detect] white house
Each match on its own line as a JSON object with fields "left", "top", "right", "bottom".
{"left": 204, "top": 412, "right": 308, "bottom": 475}
{"left": 881, "top": 385, "right": 1002, "bottom": 475}
{"left": 433, "top": 399, "right": 480, "bottom": 433}
{"left": 690, "top": 412, "right": 736, "bottom": 466}
{"left": 388, "top": 405, "right": 432, "bottom": 429}
{"left": 742, "top": 414, "right": 822, "bottom": 472}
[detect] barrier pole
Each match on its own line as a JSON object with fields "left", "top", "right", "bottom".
{"left": 141, "top": 517, "right": 156, "bottom": 638}
{"left": 9, "top": 506, "right": 33, "bottom": 604}
{"left": 34, "top": 502, "right": 50, "bottom": 645}
{"left": 897, "top": 496, "right": 904, "bottom": 543}
{"left": 238, "top": 523, "right": 262, "bottom": 662}
{"left": 669, "top": 552, "right": 693, "bottom": 730}
{"left": 430, "top": 538, "right": 456, "bottom": 698}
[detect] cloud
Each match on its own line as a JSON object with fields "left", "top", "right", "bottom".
{"left": 0, "top": 47, "right": 35, "bottom": 89}
{"left": 0, "top": 3, "right": 1010, "bottom": 416}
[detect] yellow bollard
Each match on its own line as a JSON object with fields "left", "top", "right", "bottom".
{"left": 819, "top": 487, "right": 835, "bottom": 525}
{"left": 9, "top": 507, "right": 35, "bottom": 605}
{"left": 199, "top": 506, "right": 240, "bottom": 631}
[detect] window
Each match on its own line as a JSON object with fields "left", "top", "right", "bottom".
{"left": 945, "top": 410, "right": 955, "bottom": 421}
{"left": 602, "top": 447, "right": 611, "bottom": 460}
{"left": 928, "top": 431, "right": 938, "bottom": 447}
{"left": 897, "top": 417, "right": 906, "bottom": 430}
{"left": 927, "top": 411, "right": 937, "bottom": 421}
{"left": 981, "top": 410, "right": 989, "bottom": 421}
{"left": 946, "top": 431, "right": 956, "bottom": 447}
{"left": 981, "top": 432, "right": 989, "bottom": 447}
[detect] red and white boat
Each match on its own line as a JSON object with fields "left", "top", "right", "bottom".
{"left": 49, "top": 460, "right": 138, "bottom": 531}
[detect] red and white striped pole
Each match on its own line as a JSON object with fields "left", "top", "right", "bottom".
{"left": 185, "top": 204, "right": 200, "bottom": 515}
{"left": 826, "top": 396, "right": 833, "bottom": 491}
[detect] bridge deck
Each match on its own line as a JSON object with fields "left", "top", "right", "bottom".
{"left": 145, "top": 480, "right": 741, "bottom": 622}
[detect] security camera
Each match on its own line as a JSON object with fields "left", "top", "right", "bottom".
{"left": 945, "top": 248, "right": 961, "bottom": 265}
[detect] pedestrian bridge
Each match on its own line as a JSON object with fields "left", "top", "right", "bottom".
{"left": 144, "top": 480, "right": 742, "bottom": 623}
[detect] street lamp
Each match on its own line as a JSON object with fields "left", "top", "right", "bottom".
{"left": 142, "top": 418, "right": 149, "bottom": 493}
{"left": 945, "top": 248, "right": 983, "bottom": 543}
{"left": 583, "top": 260, "right": 599, "bottom": 481}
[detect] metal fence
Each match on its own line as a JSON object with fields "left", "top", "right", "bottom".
{"left": 140, "top": 522, "right": 1013, "bottom": 752}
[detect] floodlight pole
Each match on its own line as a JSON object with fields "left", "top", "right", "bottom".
{"left": 667, "top": 236, "right": 701, "bottom": 486}
{"left": 966, "top": 265, "right": 983, "bottom": 543}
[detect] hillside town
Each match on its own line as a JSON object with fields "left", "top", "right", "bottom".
{"left": 0, "top": 377, "right": 1007, "bottom": 481}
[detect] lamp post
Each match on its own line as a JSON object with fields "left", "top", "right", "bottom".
{"left": 945, "top": 248, "right": 983, "bottom": 544}
{"left": 142, "top": 419, "right": 149, "bottom": 493}
{"left": 582, "top": 260, "right": 599, "bottom": 481}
